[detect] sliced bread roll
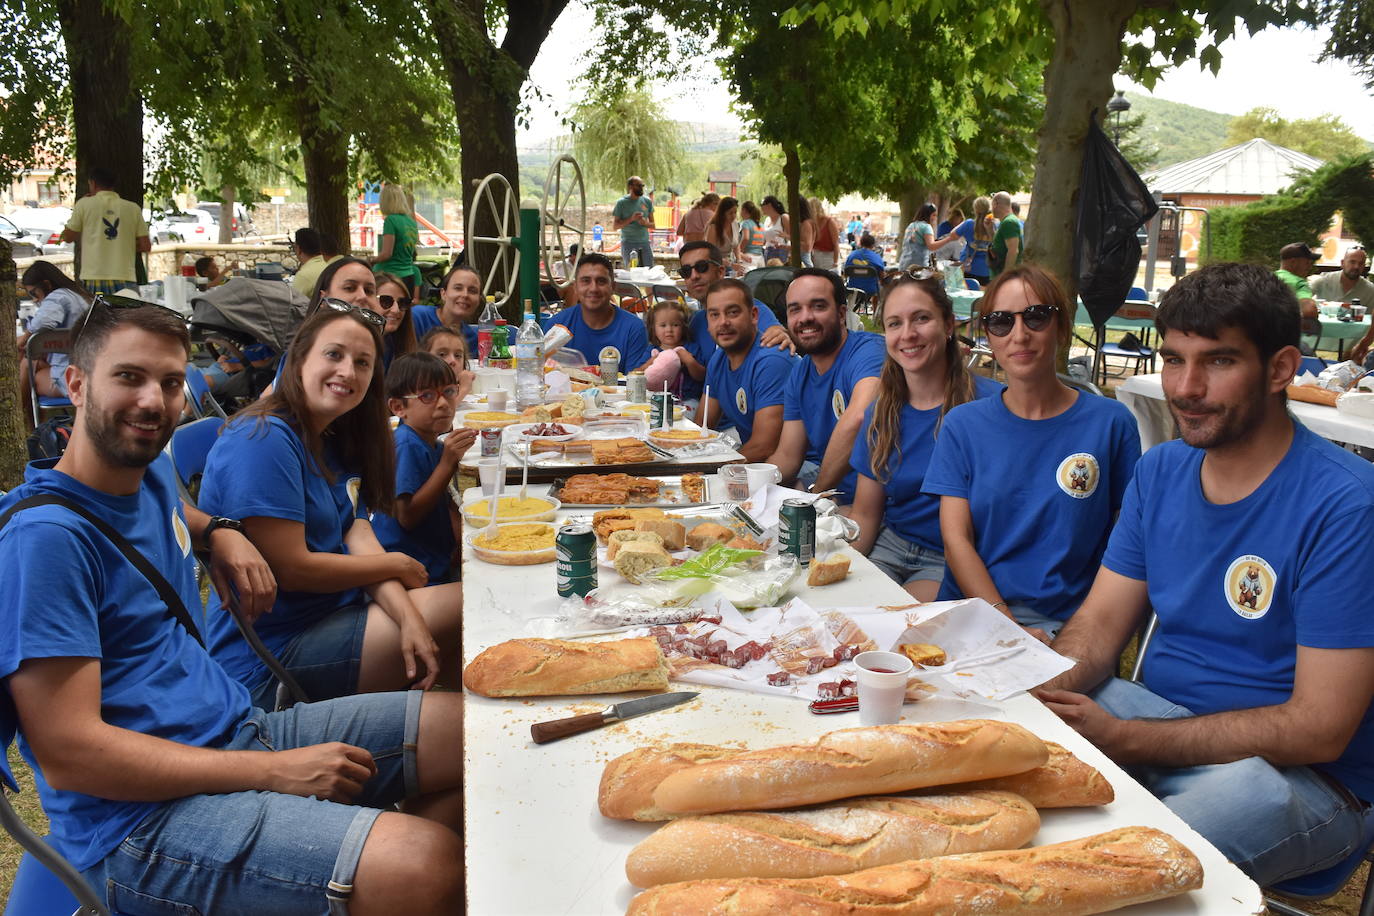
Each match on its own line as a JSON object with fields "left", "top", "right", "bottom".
{"left": 625, "top": 790, "right": 1040, "bottom": 887}
{"left": 806, "top": 554, "right": 850, "bottom": 586}
{"left": 634, "top": 519, "right": 686, "bottom": 550}
{"left": 606, "top": 529, "right": 665, "bottom": 561}
{"left": 686, "top": 522, "right": 734, "bottom": 551}
{"left": 599, "top": 744, "right": 742, "bottom": 821}
{"left": 614, "top": 541, "right": 673, "bottom": 584}
{"left": 462, "top": 637, "right": 668, "bottom": 697}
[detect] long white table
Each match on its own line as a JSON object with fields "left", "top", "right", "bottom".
{"left": 461, "top": 480, "right": 1263, "bottom": 915}
{"left": 1117, "top": 373, "right": 1374, "bottom": 451}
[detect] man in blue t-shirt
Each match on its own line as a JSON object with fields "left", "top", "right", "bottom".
{"left": 767, "top": 269, "right": 885, "bottom": 503}
{"left": 1034, "top": 263, "right": 1374, "bottom": 886}
{"left": 842, "top": 233, "right": 886, "bottom": 300}
{"left": 612, "top": 175, "right": 655, "bottom": 267}
{"left": 678, "top": 240, "right": 793, "bottom": 386}
{"left": 699, "top": 278, "right": 795, "bottom": 461}
{"left": 543, "top": 252, "right": 652, "bottom": 372}
{"left": 0, "top": 303, "right": 464, "bottom": 913}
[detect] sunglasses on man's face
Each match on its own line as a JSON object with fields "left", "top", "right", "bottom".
{"left": 398, "top": 386, "right": 460, "bottom": 405}
{"left": 983, "top": 304, "right": 1060, "bottom": 337}
{"left": 321, "top": 297, "right": 386, "bottom": 329}
{"left": 379, "top": 294, "right": 412, "bottom": 310}
{"left": 679, "top": 260, "right": 719, "bottom": 278}
{"left": 76, "top": 294, "right": 187, "bottom": 339}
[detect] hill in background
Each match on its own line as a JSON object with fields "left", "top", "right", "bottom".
{"left": 1123, "top": 93, "right": 1234, "bottom": 168}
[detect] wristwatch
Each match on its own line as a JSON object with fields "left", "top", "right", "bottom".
{"left": 204, "top": 516, "right": 245, "bottom": 544}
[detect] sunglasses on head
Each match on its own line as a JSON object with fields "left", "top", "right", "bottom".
{"left": 983, "top": 304, "right": 1059, "bottom": 337}
{"left": 679, "top": 260, "right": 719, "bottom": 278}
{"left": 379, "top": 294, "right": 412, "bottom": 310}
{"left": 398, "top": 386, "right": 460, "bottom": 405}
{"left": 76, "top": 293, "right": 186, "bottom": 339}
{"left": 321, "top": 297, "right": 386, "bottom": 329}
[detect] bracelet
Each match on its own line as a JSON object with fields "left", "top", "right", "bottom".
{"left": 991, "top": 601, "right": 1008, "bottom": 611}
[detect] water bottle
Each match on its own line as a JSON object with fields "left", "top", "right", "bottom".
{"left": 515, "top": 298, "right": 546, "bottom": 409}
{"left": 477, "top": 296, "right": 498, "bottom": 367}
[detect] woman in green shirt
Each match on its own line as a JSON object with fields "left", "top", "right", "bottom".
{"left": 372, "top": 183, "right": 422, "bottom": 298}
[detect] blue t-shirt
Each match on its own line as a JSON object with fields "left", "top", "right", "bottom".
{"left": 953, "top": 219, "right": 979, "bottom": 269}
{"left": 411, "top": 305, "right": 478, "bottom": 355}
{"left": 543, "top": 304, "right": 652, "bottom": 372}
{"left": 851, "top": 375, "right": 1004, "bottom": 552}
{"left": 686, "top": 300, "right": 779, "bottom": 369}
{"left": 372, "top": 423, "right": 454, "bottom": 582}
{"left": 843, "top": 248, "right": 886, "bottom": 297}
{"left": 199, "top": 415, "right": 368, "bottom": 690}
{"left": 705, "top": 341, "right": 794, "bottom": 443}
{"left": 1103, "top": 425, "right": 1374, "bottom": 801}
{"left": 0, "top": 458, "right": 251, "bottom": 870}
{"left": 923, "top": 390, "right": 1141, "bottom": 621}
{"left": 782, "top": 330, "right": 886, "bottom": 501}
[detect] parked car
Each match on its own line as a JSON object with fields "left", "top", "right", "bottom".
{"left": 148, "top": 208, "right": 219, "bottom": 244}
{"left": 5, "top": 207, "right": 73, "bottom": 255}
{"left": 0, "top": 214, "right": 43, "bottom": 258}
{"left": 196, "top": 202, "right": 254, "bottom": 238}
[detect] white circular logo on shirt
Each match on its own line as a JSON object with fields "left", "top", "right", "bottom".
{"left": 1056, "top": 453, "right": 1100, "bottom": 498}
{"left": 598, "top": 345, "right": 622, "bottom": 364}
{"left": 1224, "top": 555, "right": 1276, "bottom": 620}
{"left": 347, "top": 477, "right": 362, "bottom": 513}
{"left": 736, "top": 388, "right": 748, "bottom": 413}
{"left": 831, "top": 390, "right": 847, "bottom": 419}
{"left": 172, "top": 512, "right": 191, "bottom": 557}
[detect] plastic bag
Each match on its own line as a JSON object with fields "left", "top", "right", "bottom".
{"left": 642, "top": 554, "right": 801, "bottom": 610}
{"left": 525, "top": 593, "right": 723, "bottom": 639}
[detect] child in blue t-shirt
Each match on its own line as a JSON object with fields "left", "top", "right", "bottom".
{"left": 372, "top": 353, "right": 476, "bottom": 583}
{"left": 421, "top": 324, "right": 476, "bottom": 403}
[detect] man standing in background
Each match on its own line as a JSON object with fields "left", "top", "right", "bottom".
{"left": 61, "top": 167, "right": 150, "bottom": 296}
{"left": 612, "top": 176, "right": 656, "bottom": 267}
{"left": 987, "top": 191, "right": 1021, "bottom": 279}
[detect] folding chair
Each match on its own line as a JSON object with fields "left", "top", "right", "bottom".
{"left": 182, "top": 364, "right": 228, "bottom": 421}
{"left": 965, "top": 278, "right": 981, "bottom": 291}
{"left": 614, "top": 282, "right": 650, "bottom": 314}
{"left": 25, "top": 329, "right": 74, "bottom": 423}
{"left": 1095, "top": 300, "right": 1158, "bottom": 385}
{"left": 651, "top": 284, "right": 686, "bottom": 307}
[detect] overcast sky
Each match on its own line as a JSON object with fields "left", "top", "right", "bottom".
{"left": 519, "top": 6, "right": 1373, "bottom": 146}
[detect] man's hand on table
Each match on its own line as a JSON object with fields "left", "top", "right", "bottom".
{"left": 1036, "top": 688, "right": 1133, "bottom": 761}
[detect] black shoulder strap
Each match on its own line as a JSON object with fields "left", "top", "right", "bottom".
{"left": 0, "top": 494, "right": 205, "bottom": 647}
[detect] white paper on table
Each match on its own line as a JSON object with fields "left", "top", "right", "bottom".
{"left": 545, "top": 370, "right": 571, "bottom": 397}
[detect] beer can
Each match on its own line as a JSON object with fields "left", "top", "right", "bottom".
{"left": 480, "top": 427, "right": 501, "bottom": 457}
{"left": 627, "top": 370, "right": 648, "bottom": 404}
{"left": 779, "top": 498, "right": 817, "bottom": 565}
{"left": 599, "top": 354, "right": 620, "bottom": 384}
{"left": 556, "top": 523, "right": 598, "bottom": 598}
{"left": 650, "top": 391, "right": 675, "bottom": 429}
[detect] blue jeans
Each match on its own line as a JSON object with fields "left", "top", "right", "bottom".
{"left": 868, "top": 527, "right": 946, "bottom": 588}
{"left": 83, "top": 691, "right": 423, "bottom": 915}
{"left": 1091, "top": 677, "right": 1366, "bottom": 885}
{"left": 1006, "top": 603, "right": 1065, "bottom": 638}
{"left": 249, "top": 604, "right": 370, "bottom": 708}
{"left": 621, "top": 239, "right": 654, "bottom": 267}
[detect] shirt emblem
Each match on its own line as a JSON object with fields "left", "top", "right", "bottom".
{"left": 1056, "top": 452, "right": 1100, "bottom": 498}
{"left": 1224, "top": 555, "right": 1275, "bottom": 620}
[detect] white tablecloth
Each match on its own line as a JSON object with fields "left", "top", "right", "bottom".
{"left": 1117, "top": 373, "right": 1374, "bottom": 451}
{"left": 461, "top": 478, "right": 1263, "bottom": 915}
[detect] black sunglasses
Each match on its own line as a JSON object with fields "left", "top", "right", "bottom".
{"left": 321, "top": 297, "right": 386, "bottom": 329}
{"left": 398, "top": 385, "right": 460, "bottom": 405}
{"left": 379, "top": 294, "right": 412, "bottom": 310}
{"left": 984, "top": 304, "right": 1060, "bottom": 337}
{"left": 76, "top": 293, "right": 186, "bottom": 339}
{"left": 679, "top": 260, "right": 719, "bottom": 278}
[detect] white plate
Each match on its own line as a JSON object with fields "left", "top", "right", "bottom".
{"left": 502, "top": 422, "right": 581, "bottom": 443}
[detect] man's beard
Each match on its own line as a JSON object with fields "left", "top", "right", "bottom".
{"left": 1167, "top": 377, "right": 1268, "bottom": 450}
{"left": 84, "top": 393, "right": 173, "bottom": 468}
{"left": 794, "top": 319, "right": 843, "bottom": 356}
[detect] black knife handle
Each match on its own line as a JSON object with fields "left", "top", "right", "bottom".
{"left": 531, "top": 712, "right": 608, "bottom": 744}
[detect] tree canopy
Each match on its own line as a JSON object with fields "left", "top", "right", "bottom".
{"left": 1224, "top": 107, "right": 1371, "bottom": 161}
{"left": 569, "top": 87, "right": 688, "bottom": 194}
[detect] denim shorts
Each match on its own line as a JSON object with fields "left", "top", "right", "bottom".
{"left": 250, "top": 605, "right": 370, "bottom": 709}
{"left": 83, "top": 690, "right": 423, "bottom": 915}
{"left": 867, "top": 527, "right": 946, "bottom": 587}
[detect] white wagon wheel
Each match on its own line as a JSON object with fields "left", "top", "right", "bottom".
{"left": 468, "top": 172, "right": 521, "bottom": 308}
{"left": 540, "top": 154, "right": 587, "bottom": 290}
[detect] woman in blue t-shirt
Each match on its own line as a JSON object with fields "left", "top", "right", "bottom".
{"left": 924, "top": 264, "right": 1140, "bottom": 639}
{"left": 200, "top": 305, "right": 462, "bottom": 707}
{"left": 411, "top": 264, "right": 482, "bottom": 355}
{"left": 850, "top": 276, "right": 1000, "bottom": 601}
{"left": 374, "top": 270, "right": 418, "bottom": 370}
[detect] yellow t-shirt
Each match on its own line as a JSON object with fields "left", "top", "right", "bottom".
{"left": 65, "top": 190, "right": 149, "bottom": 282}
{"left": 290, "top": 254, "right": 342, "bottom": 297}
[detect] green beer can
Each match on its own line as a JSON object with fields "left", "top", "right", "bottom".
{"left": 556, "top": 523, "right": 598, "bottom": 598}
{"left": 778, "top": 498, "right": 816, "bottom": 565}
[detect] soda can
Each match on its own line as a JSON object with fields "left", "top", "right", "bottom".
{"left": 599, "top": 354, "right": 620, "bottom": 384}
{"left": 650, "top": 391, "right": 675, "bottom": 429}
{"left": 627, "top": 370, "right": 648, "bottom": 404}
{"left": 779, "top": 498, "right": 817, "bottom": 566}
{"left": 556, "top": 523, "right": 598, "bottom": 598}
{"left": 480, "top": 427, "right": 501, "bottom": 457}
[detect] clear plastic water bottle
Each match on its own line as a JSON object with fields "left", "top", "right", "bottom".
{"left": 477, "top": 296, "right": 498, "bottom": 367}
{"left": 515, "top": 298, "right": 546, "bottom": 409}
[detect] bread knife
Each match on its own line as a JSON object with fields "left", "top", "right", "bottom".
{"left": 530, "top": 691, "right": 700, "bottom": 744}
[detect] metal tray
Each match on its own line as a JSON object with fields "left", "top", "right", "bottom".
{"left": 549, "top": 474, "right": 719, "bottom": 508}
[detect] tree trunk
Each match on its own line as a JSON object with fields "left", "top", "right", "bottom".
{"left": 0, "top": 241, "right": 26, "bottom": 491}
{"left": 784, "top": 145, "right": 802, "bottom": 268}
{"left": 298, "top": 111, "right": 351, "bottom": 257}
{"left": 1028, "top": 0, "right": 1138, "bottom": 306}
{"left": 889, "top": 179, "right": 930, "bottom": 239}
{"left": 218, "top": 184, "right": 235, "bottom": 245}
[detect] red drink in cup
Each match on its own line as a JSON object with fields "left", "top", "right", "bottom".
{"left": 854, "top": 651, "right": 914, "bottom": 726}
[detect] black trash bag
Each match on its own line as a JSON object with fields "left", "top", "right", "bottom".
{"left": 1075, "top": 115, "right": 1159, "bottom": 329}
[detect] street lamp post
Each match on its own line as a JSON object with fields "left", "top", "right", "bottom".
{"left": 1107, "top": 90, "right": 1131, "bottom": 147}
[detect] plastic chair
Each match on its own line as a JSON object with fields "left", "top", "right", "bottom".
{"left": 25, "top": 329, "right": 74, "bottom": 422}
{"left": 965, "top": 277, "right": 981, "bottom": 291}
{"left": 841, "top": 263, "right": 880, "bottom": 316}
{"left": 1128, "top": 286, "right": 1148, "bottom": 301}
{"left": 1096, "top": 301, "right": 1158, "bottom": 385}
{"left": 182, "top": 365, "right": 227, "bottom": 421}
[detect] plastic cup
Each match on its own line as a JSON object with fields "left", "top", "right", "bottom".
{"left": 744, "top": 462, "right": 782, "bottom": 493}
{"left": 487, "top": 389, "right": 509, "bottom": 412}
{"left": 477, "top": 459, "right": 505, "bottom": 496}
{"left": 721, "top": 464, "right": 750, "bottom": 501}
{"left": 854, "top": 651, "right": 914, "bottom": 726}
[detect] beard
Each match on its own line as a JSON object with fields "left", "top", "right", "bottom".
{"left": 84, "top": 392, "right": 174, "bottom": 469}
{"left": 1167, "top": 377, "right": 1268, "bottom": 450}
{"left": 794, "top": 318, "right": 844, "bottom": 356}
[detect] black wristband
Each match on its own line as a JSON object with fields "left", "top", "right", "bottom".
{"left": 204, "top": 516, "right": 244, "bottom": 547}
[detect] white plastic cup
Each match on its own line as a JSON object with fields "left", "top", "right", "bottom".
{"left": 477, "top": 458, "right": 505, "bottom": 496}
{"left": 854, "top": 651, "right": 914, "bottom": 726}
{"left": 487, "top": 389, "right": 509, "bottom": 412}
{"left": 744, "top": 462, "right": 782, "bottom": 493}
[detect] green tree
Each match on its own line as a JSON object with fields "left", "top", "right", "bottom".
{"left": 569, "top": 86, "right": 688, "bottom": 193}
{"left": 1224, "top": 107, "right": 1369, "bottom": 161}
{"left": 1112, "top": 111, "right": 1162, "bottom": 172}
{"left": 1321, "top": 0, "right": 1374, "bottom": 90}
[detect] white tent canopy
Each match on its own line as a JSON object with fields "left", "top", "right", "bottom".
{"left": 1141, "top": 138, "right": 1323, "bottom": 196}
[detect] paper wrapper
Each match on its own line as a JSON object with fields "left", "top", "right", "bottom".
{"left": 635, "top": 596, "right": 1073, "bottom": 704}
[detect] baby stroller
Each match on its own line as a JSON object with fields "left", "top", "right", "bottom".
{"left": 741, "top": 265, "right": 797, "bottom": 326}
{"left": 189, "top": 280, "right": 309, "bottom": 413}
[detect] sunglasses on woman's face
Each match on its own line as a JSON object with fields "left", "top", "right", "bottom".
{"left": 379, "top": 294, "right": 411, "bottom": 310}
{"left": 983, "top": 304, "right": 1059, "bottom": 337}
{"left": 321, "top": 297, "right": 386, "bottom": 329}
{"left": 398, "top": 386, "right": 460, "bottom": 405}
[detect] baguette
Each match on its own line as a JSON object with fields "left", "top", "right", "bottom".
{"left": 626, "top": 790, "right": 1040, "bottom": 887}
{"left": 614, "top": 541, "right": 673, "bottom": 584}
{"left": 652, "top": 720, "right": 1047, "bottom": 815}
{"left": 941, "top": 741, "right": 1114, "bottom": 808}
{"left": 599, "top": 744, "right": 742, "bottom": 821}
{"left": 461, "top": 637, "right": 669, "bottom": 697}
{"left": 606, "top": 530, "right": 665, "bottom": 561}
{"left": 626, "top": 825, "right": 1203, "bottom": 915}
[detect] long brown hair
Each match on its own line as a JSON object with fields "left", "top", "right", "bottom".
{"left": 865, "top": 277, "right": 975, "bottom": 484}
{"left": 374, "top": 270, "right": 418, "bottom": 358}
{"left": 973, "top": 196, "right": 994, "bottom": 242}
{"left": 235, "top": 309, "right": 396, "bottom": 513}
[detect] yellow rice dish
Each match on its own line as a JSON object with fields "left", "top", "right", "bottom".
{"left": 469, "top": 523, "right": 557, "bottom": 565}
{"left": 462, "top": 496, "right": 557, "bottom": 523}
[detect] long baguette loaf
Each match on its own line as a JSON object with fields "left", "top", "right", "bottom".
{"left": 942, "top": 741, "right": 1115, "bottom": 808}
{"left": 626, "top": 825, "right": 1204, "bottom": 915}
{"left": 461, "top": 637, "right": 669, "bottom": 697}
{"left": 626, "top": 790, "right": 1040, "bottom": 887}
{"left": 600, "top": 744, "right": 741, "bottom": 821}
{"left": 652, "top": 719, "right": 1047, "bottom": 815}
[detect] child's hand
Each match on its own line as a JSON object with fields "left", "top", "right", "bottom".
{"left": 442, "top": 428, "right": 477, "bottom": 465}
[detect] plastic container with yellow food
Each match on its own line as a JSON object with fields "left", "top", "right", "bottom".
{"left": 647, "top": 427, "right": 720, "bottom": 448}
{"left": 460, "top": 495, "right": 561, "bottom": 527}
{"left": 467, "top": 522, "right": 557, "bottom": 565}
{"left": 461, "top": 411, "right": 523, "bottom": 430}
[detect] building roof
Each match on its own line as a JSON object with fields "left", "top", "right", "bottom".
{"left": 707, "top": 170, "right": 740, "bottom": 183}
{"left": 1141, "top": 138, "right": 1323, "bottom": 196}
